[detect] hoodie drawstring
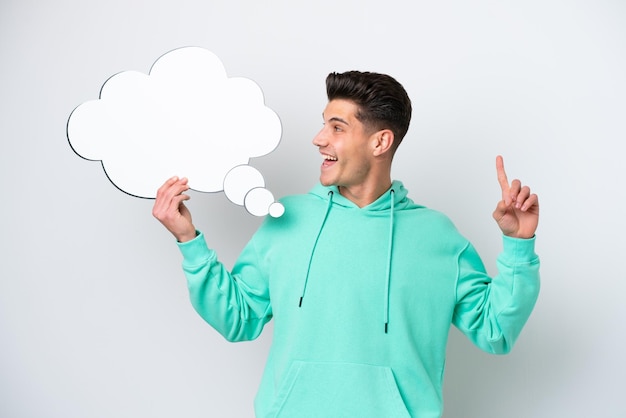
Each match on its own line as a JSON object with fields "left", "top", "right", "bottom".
{"left": 299, "top": 191, "right": 334, "bottom": 307}
{"left": 384, "top": 189, "right": 395, "bottom": 334}
{"left": 299, "top": 188, "right": 396, "bottom": 335}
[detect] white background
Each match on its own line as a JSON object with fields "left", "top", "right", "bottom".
{"left": 1, "top": 1, "right": 625, "bottom": 417}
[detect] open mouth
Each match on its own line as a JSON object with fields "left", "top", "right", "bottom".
{"left": 322, "top": 153, "right": 337, "bottom": 168}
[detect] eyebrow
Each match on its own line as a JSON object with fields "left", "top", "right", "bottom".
{"left": 322, "top": 113, "right": 350, "bottom": 125}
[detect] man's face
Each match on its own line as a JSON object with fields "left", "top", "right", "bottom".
{"left": 312, "top": 99, "right": 375, "bottom": 188}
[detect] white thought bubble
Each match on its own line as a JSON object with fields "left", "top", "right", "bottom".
{"left": 67, "top": 46, "right": 284, "bottom": 217}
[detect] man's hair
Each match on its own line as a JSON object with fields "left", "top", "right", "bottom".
{"left": 325, "top": 71, "right": 412, "bottom": 149}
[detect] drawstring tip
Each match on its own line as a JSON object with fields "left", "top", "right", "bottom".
{"left": 384, "top": 323, "right": 388, "bottom": 334}
{"left": 298, "top": 297, "right": 303, "bottom": 307}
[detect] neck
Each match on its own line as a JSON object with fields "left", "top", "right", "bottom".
{"left": 338, "top": 177, "right": 392, "bottom": 208}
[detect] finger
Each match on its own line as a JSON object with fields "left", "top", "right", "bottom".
{"left": 520, "top": 193, "right": 539, "bottom": 212}
{"left": 509, "top": 179, "right": 522, "bottom": 203}
{"left": 164, "top": 184, "right": 190, "bottom": 211}
{"left": 172, "top": 190, "right": 191, "bottom": 205}
{"left": 514, "top": 185, "right": 531, "bottom": 209}
{"left": 153, "top": 177, "right": 189, "bottom": 218}
{"left": 496, "top": 155, "right": 511, "bottom": 204}
{"left": 167, "top": 194, "right": 190, "bottom": 214}
{"left": 156, "top": 176, "right": 180, "bottom": 196}
{"left": 170, "top": 177, "right": 190, "bottom": 198}
{"left": 496, "top": 155, "right": 509, "bottom": 189}
{"left": 492, "top": 199, "right": 508, "bottom": 220}
{"left": 153, "top": 192, "right": 191, "bottom": 224}
{"left": 157, "top": 177, "right": 189, "bottom": 202}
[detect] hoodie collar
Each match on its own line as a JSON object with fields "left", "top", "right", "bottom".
{"left": 309, "top": 180, "right": 409, "bottom": 211}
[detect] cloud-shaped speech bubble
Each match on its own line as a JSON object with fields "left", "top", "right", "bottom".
{"left": 67, "top": 47, "right": 284, "bottom": 217}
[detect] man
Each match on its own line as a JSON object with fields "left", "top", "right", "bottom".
{"left": 153, "top": 71, "right": 540, "bottom": 417}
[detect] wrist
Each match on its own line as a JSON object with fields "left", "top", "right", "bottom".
{"left": 176, "top": 229, "right": 198, "bottom": 243}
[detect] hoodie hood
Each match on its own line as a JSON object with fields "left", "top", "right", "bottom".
{"left": 309, "top": 180, "right": 410, "bottom": 212}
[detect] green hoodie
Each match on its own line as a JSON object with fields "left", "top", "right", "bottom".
{"left": 177, "top": 180, "right": 540, "bottom": 417}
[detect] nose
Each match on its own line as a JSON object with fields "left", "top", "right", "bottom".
{"left": 312, "top": 126, "right": 327, "bottom": 147}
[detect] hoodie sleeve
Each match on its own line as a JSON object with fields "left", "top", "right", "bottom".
{"left": 177, "top": 231, "right": 272, "bottom": 342}
{"left": 452, "top": 235, "right": 540, "bottom": 354}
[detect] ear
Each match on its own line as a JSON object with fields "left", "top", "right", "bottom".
{"left": 372, "top": 129, "right": 395, "bottom": 157}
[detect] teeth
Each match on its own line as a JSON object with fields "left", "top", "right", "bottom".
{"left": 323, "top": 154, "right": 337, "bottom": 161}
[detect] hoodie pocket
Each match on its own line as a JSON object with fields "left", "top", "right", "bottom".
{"left": 268, "top": 361, "right": 411, "bottom": 418}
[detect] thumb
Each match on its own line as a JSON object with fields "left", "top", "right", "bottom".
{"left": 492, "top": 199, "right": 510, "bottom": 222}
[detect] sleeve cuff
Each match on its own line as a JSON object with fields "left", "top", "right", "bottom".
{"left": 176, "top": 231, "right": 214, "bottom": 266}
{"left": 501, "top": 234, "right": 538, "bottom": 262}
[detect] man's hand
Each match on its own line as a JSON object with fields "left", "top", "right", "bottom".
{"left": 492, "top": 156, "right": 539, "bottom": 239}
{"left": 152, "top": 177, "right": 197, "bottom": 243}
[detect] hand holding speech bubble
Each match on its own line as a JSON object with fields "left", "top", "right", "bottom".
{"left": 67, "top": 47, "right": 284, "bottom": 217}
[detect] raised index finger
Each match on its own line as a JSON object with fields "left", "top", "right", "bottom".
{"left": 496, "top": 155, "right": 511, "bottom": 203}
{"left": 496, "top": 155, "right": 509, "bottom": 188}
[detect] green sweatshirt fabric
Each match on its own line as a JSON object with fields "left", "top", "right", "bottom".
{"left": 177, "top": 180, "right": 540, "bottom": 418}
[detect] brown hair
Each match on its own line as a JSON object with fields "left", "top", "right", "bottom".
{"left": 326, "top": 71, "right": 412, "bottom": 148}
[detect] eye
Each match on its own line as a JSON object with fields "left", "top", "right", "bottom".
{"left": 333, "top": 125, "right": 342, "bottom": 132}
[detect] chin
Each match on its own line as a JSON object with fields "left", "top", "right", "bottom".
{"left": 319, "top": 176, "right": 335, "bottom": 187}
